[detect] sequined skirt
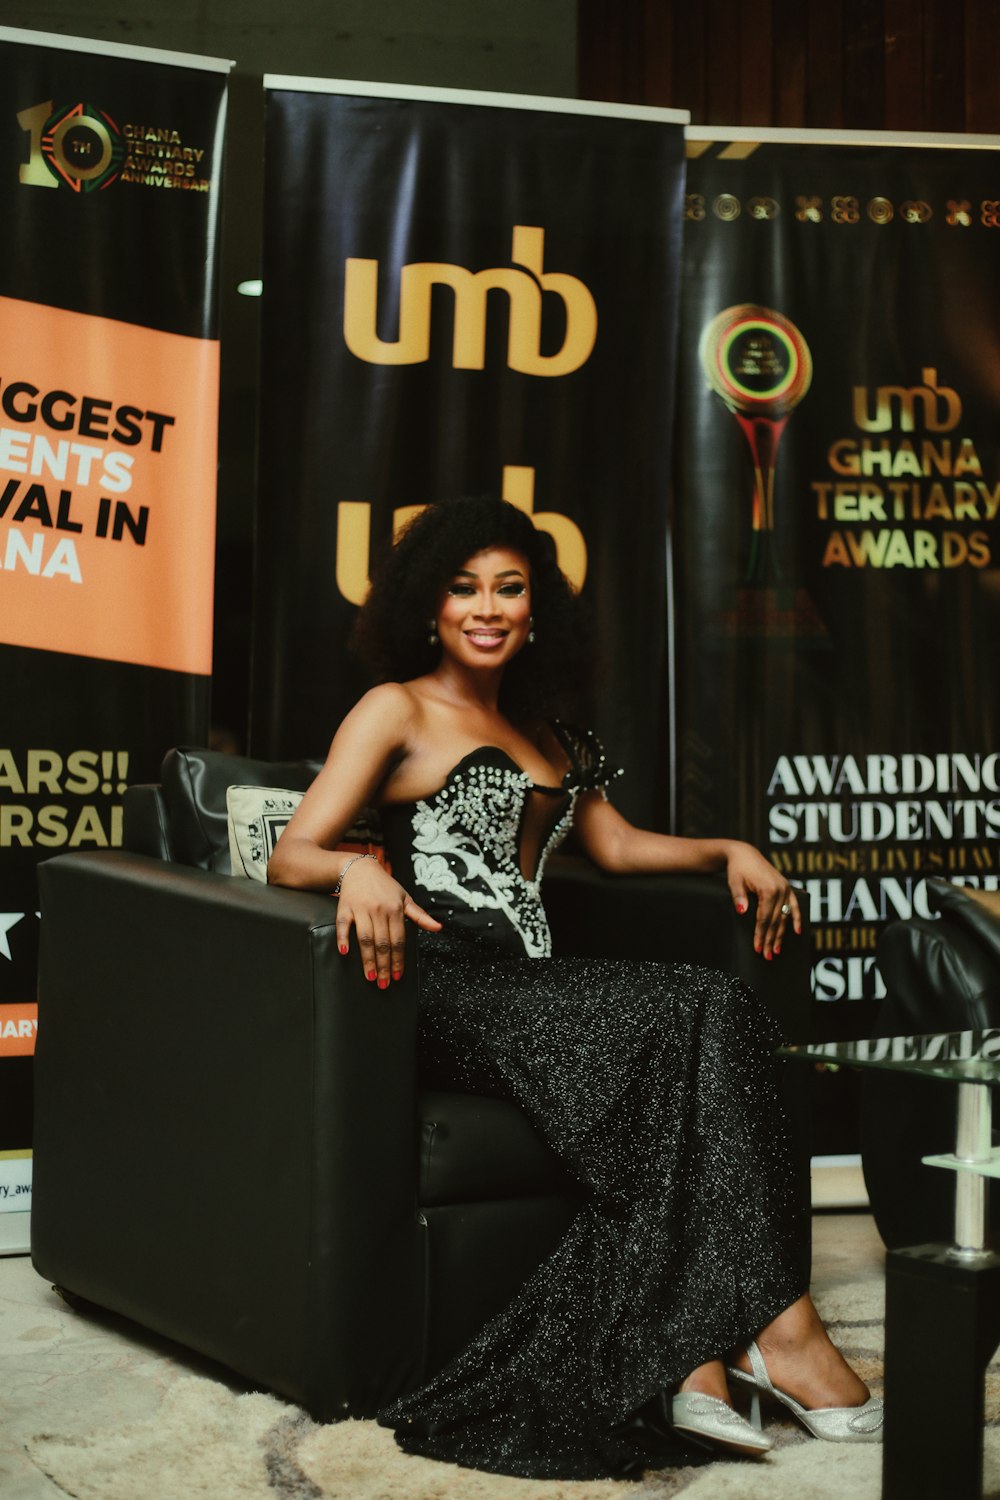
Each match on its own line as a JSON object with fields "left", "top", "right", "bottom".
{"left": 378, "top": 947, "right": 808, "bottom": 1480}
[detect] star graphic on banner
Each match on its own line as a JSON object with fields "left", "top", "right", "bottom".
{"left": 0, "top": 914, "right": 26, "bottom": 961}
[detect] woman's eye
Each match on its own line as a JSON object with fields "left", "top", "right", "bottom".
{"left": 447, "top": 583, "right": 475, "bottom": 596}
{"left": 498, "top": 584, "right": 526, "bottom": 597}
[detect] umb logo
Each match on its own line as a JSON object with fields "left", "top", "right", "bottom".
{"left": 336, "top": 464, "right": 588, "bottom": 605}
{"left": 18, "top": 100, "right": 125, "bottom": 192}
{"left": 344, "top": 226, "right": 598, "bottom": 376}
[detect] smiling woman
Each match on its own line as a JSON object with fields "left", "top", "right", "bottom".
{"left": 264, "top": 496, "right": 877, "bottom": 1481}
{"left": 350, "top": 495, "right": 590, "bottom": 726}
{"left": 434, "top": 548, "right": 532, "bottom": 665}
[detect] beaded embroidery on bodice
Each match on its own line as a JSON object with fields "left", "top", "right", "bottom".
{"left": 409, "top": 752, "right": 571, "bottom": 958}
{"left": 379, "top": 724, "right": 620, "bottom": 960}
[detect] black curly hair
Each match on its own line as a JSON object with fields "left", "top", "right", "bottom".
{"left": 352, "top": 496, "right": 592, "bottom": 725}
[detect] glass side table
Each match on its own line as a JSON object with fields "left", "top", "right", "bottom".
{"left": 782, "top": 1029, "right": 1000, "bottom": 1500}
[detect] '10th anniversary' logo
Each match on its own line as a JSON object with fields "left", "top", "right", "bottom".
{"left": 17, "top": 100, "right": 213, "bottom": 193}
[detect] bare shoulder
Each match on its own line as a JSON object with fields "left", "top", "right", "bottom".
{"left": 331, "top": 681, "right": 419, "bottom": 749}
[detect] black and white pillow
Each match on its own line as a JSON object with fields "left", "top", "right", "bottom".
{"left": 226, "top": 785, "right": 303, "bottom": 881}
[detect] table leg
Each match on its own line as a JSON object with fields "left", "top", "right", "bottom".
{"left": 883, "top": 1244, "right": 1000, "bottom": 1500}
{"left": 954, "top": 1081, "right": 992, "bottom": 1253}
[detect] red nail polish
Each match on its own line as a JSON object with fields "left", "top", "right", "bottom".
{"left": 339, "top": 944, "right": 349, "bottom": 956}
{"left": 366, "top": 968, "right": 376, "bottom": 981}
{"left": 737, "top": 901, "right": 747, "bottom": 914}
{"left": 774, "top": 944, "right": 782, "bottom": 956}
{"left": 392, "top": 971, "right": 402, "bottom": 981}
{"left": 378, "top": 977, "right": 389, "bottom": 990}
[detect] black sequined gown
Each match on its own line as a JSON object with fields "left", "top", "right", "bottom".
{"left": 376, "top": 725, "right": 807, "bottom": 1481}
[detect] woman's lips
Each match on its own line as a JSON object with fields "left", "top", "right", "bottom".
{"left": 465, "top": 630, "right": 508, "bottom": 648}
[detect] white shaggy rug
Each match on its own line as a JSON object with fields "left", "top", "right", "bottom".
{"left": 16, "top": 1224, "right": 1000, "bottom": 1500}
{"left": 26, "top": 1371, "right": 889, "bottom": 1500}
{"left": 24, "top": 1319, "right": 891, "bottom": 1500}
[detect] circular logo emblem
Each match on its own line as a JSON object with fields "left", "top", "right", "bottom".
{"left": 713, "top": 194, "right": 741, "bottom": 222}
{"left": 699, "top": 305, "right": 813, "bottom": 416}
{"left": 41, "top": 103, "right": 125, "bottom": 192}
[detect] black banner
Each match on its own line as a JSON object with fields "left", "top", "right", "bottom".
{"left": 674, "top": 131, "right": 1000, "bottom": 1043}
{"left": 254, "top": 82, "right": 686, "bottom": 829}
{"left": 0, "top": 27, "right": 229, "bottom": 1212}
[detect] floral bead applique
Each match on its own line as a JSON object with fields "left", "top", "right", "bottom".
{"left": 410, "top": 757, "right": 565, "bottom": 958}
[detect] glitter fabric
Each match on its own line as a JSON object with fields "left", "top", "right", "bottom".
{"left": 377, "top": 727, "right": 808, "bottom": 1481}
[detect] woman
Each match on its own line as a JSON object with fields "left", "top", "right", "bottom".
{"left": 267, "top": 497, "right": 881, "bottom": 1479}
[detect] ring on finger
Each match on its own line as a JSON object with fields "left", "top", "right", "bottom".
{"left": 780, "top": 902, "right": 792, "bottom": 916}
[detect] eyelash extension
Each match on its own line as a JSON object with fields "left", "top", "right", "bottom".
{"left": 446, "top": 582, "right": 527, "bottom": 597}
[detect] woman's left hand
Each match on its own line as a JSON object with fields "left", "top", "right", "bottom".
{"left": 725, "top": 842, "right": 801, "bottom": 959}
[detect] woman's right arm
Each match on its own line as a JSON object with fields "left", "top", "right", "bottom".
{"left": 266, "top": 683, "right": 441, "bottom": 984}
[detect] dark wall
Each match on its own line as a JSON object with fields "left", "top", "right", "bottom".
{"left": 578, "top": 0, "right": 1000, "bottom": 133}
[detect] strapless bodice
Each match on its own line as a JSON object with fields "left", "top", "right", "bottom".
{"left": 379, "top": 724, "right": 619, "bottom": 958}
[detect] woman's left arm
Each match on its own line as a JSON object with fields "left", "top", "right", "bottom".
{"left": 572, "top": 791, "right": 801, "bottom": 960}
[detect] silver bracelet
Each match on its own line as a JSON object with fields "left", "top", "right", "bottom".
{"left": 333, "top": 851, "right": 378, "bottom": 897}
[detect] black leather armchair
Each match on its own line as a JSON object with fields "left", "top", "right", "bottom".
{"left": 862, "top": 878, "right": 1000, "bottom": 1248}
{"left": 32, "top": 747, "right": 814, "bottom": 1421}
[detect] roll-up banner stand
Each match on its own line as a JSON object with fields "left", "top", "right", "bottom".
{"left": 0, "top": 28, "right": 230, "bottom": 1250}
{"left": 674, "top": 126, "right": 1000, "bottom": 1153}
{"left": 253, "top": 78, "right": 688, "bottom": 831}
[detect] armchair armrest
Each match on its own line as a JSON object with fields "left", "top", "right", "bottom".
{"left": 33, "top": 850, "right": 424, "bottom": 1418}
{"left": 543, "top": 857, "right": 813, "bottom": 1041}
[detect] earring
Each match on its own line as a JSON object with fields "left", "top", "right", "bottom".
{"left": 528, "top": 615, "right": 536, "bottom": 644}
{"left": 427, "top": 618, "right": 439, "bottom": 647}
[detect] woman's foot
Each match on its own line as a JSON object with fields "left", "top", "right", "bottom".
{"left": 674, "top": 1362, "right": 772, "bottom": 1456}
{"left": 731, "top": 1294, "right": 870, "bottom": 1411}
{"left": 678, "top": 1358, "right": 734, "bottom": 1403}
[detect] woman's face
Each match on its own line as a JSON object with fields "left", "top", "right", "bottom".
{"left": 435, "top": 546, "right": 532, "bottom": 671}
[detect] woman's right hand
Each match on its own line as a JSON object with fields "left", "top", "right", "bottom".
{"left": 334, "top": 854, "right": 441, "bottom": 987}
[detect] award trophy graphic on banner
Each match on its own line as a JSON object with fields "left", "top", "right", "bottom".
{"left": 698, "top": 305, "right": 824, "bottom": 637}
{"left": 699, "top": 303, "right": 812, "bottom": 583}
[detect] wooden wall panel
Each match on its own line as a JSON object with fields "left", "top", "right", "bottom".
{"left": 578, "top": 0, "right": 627, "bottom": 103}
{"left": 706, "top": 0, "right": 743, "bottom": 124}
{"left": 806, "top": 0, "right": 844, "bottom": 128}
{"left": 883, "top": 0, "right": 924, "bottom": 130}
{"left": 924, "top": 0, "right": 966, "bottom": 132}
{"left": 772, "top": 0, "right": 808, "bottom": 125}
{"left": 966, "top": 0, "right": 1000, "bottom": 133}
{"left": 578, "top": 0, "right": 1000, "bottom": 134}
{"left": 739, "top": 0, "right": 774, "bottom": 125}
{"left": 670, "top": 6, "right": 709, "bottom": 123}
{"left": 641, "top": 0, "right": 674, "bottom": 106}
{"left": 843, "top": 0, "right": 886, "bottom": 127}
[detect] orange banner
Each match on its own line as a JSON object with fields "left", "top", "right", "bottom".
{"left": 0, "top": 1002, "right": 38, "bottom": 1057}
{"left": 0, "top": 295, "right": 218, "bottom": 673}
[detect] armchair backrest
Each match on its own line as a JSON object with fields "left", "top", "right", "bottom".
{"left": 876, "top": 877, "right": 1000, "bottom": 1034}
{"left": 124, "top": 747, "right": 323, "bottom": 873}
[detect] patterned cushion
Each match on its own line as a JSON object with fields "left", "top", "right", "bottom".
{"left": 226, "top": 784, "right": 386, "bottom": 883}
{"left": 226, "top": 785, "right": 303, "bottom": 881}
